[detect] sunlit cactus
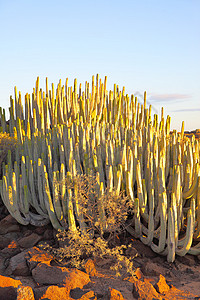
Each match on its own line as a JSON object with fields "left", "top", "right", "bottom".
{"left": 0, "top": 75, "right": 200, "bottom": 262}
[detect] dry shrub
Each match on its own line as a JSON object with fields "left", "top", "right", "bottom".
{"left": 41, "top": 229, "right": 137, "bottom": 277}
{"left": 64, "top": 173, "right": 134, "bottom": 237}
{"left": 41, "top": 173, "right": 136, "bottom": 277}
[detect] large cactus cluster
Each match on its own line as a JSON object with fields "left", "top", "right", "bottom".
{"left": 0, "top": 75, "right": 199, "bottom": 262}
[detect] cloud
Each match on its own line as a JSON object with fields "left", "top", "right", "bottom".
{"left": 148, "top": 93, "right": 191, "bottom": 102}
{"left": 172, "top": 108, "right": 200, "bottom": 112}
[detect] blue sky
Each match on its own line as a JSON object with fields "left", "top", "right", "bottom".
{"left": 0, "top": 0, "right": 199, "bottom": 131}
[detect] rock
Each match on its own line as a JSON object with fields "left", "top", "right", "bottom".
{"left": 84, "top": 259, "right": 97, "bottom": 277}
{"left": 32, "top": 286, "right": 48, "bottom": 300}
{"left": 108, "top": 287, "right": 126, "bottom": 300}
{"left": 0, "top": 286, "right": 17, "bottom": 300}
{"left": 18, "top": 233, "right": 42, "bottom": 248}
{"left": 1, "top": 273, "right": 35, "bottom": 300}
{"left": 62, "top": 267, "right": 90, "bottom": 290}
{"left": 142, "top": 261, "right": 166, "bottom": 277}
{"left": 134, "top": 268, "right": 143, "bottom": 280}
{"left": 37, "top": 285, "right": 69, "bottom": 300}
{"left": 32, "top": 263, "right": 90, "bottom": 288}
{"left": 43, "top": 228, "right": 54, "bottom": 240}
{"left": 78, "top": 290, "right": 97, "bottom": 299}
{"left": 0, "top": 255, "right": 6, "bottom": 274}
{"left": 0, "top": 232, "right": 21, "bottom": 250}
{"left": 9, "top": 251, "right": 30, "bottom": 276}
{"left": 0, "top": 235, "right": 12, "bottom": 249}
{"left": 0, "top": 274, "right": 22, "bottom": 287}
{"left": 1, "top": 240, "right": 21, "bottom": 259}
{"left": 25, "top": 247, "right": 53, "bottom": 270}
{"left": 17, "top": 285, "right": 35, "bottom": 300}
{"left": 70, "top": 288, "right": 97, "bottom": 300}
{"left": 37, "top": 285, "right": 97, "bottom": 300}
{"left": 132, "top": 277, "right": 162, "bottom": 300}
{"left": 14, "top": 276, "right": 37, "bottom": 289}
{"left": 0, "top": 275, "right": 21, "bottom": 300}
{"left": 154, "top": 274, "right": 170, "bottom": 294}
{"left": 0, "top": 215, "right": 20, "bottom": 234}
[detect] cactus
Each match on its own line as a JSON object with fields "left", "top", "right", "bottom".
{"left": 0, "top": 75, "right": 200, "bottom": 262}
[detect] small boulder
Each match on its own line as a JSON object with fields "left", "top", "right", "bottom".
{"left": 18, "top": 233, "right": 42, "bottom": 248}
{"left": 154, "top": 274, "right": 170, "bottom": 294}
{"left": 132, "top": 277, "right": 162, "bottom": 300}
{"left": 39, "top": 285, "right": 69, "bottom": 300}
{"left": 0, "top": 235, "right": 12, "bottom": 249}
{"left": 0, "top": 274, "right": 22, "bottom": 287}
{"left": 0, "top": 275, "right": 22, "bottom": 299}
{"left": 142, "top": 261, "right": 166, "bottom": 277}
{"left": 0, "top": 286, "right": 17, "bottom": 300}
{"left": 0, "top": 255, "right": 6, "bottom": 274}
{"left": 32, "top": 263, "right": 90, "bottom": 288}
{"left": 9, "top": 251, "right": 30, "bottom": 276}
{"left": 25, "top": 247, "right": 53, "bottom": 270}
{"left": 0, "top": 215, "right": 20, "bottom": 234}
{"left": 134, "top": 268, "right": 143, "bottom": 280}
{"left": 70, "top": 288, "right": 97, "bottom": 299}
{"left": 108, "top": 287, "right": 125, "bottom": 300}
{"left": 1, "top": 241, "right": 21, "bottom": 260}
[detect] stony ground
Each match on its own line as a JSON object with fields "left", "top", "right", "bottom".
{"left": 0, "top": 202, "right": 200, "bottom": 300}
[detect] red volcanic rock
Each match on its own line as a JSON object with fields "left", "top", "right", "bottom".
{"left": 78, "top": 290, "right": 97, "bottom": 299}
{"left": 0, "top": 255, "right": 6, "bottom": 275}
{"left": 39, "top": 286, "right": 70, "bottom": 299}
{"left": 32, "top": 262, "right": 90, "bottom": 288}
{"left": 0, "top": 286, "right": 17, "bottom": 300}
{"left": 0, "top": 274, "right": 22, "bottom": 287}
{"left": 134, "top": 268, "right": 143, "bottom": 280}
{"left": 142, "top": 261, "right": 166, "bottom": 277}
{"left": 9, "top": 251, "right": 31, "bottom": 276}
{"left": 84, "top": 259, "right": 98, "bottom": 277}
{"left": 108, "top": 287, "right": 126, "bottom": 300}
{"left": 0, "top": 275, "right": 22, "bottom": 300}
{"left": 25, "top": 246, "right": 54, "bottom": 270}
{"left": 155, "top": 274, "right": 170, "bottom": 294}
{"left": 132, "top": 277, "right": 162, "bottom": 299}
{"left": 1, "top": 241, "right": 21, "bottom": 258}
{"left": 18, "top": 233, "right": 42, "bottom": 249}
{"left": 0, "top": 235, "right": 12, "bottom": 249}
{"left": 38, "top": 286, "right": 97, "bottom": 300}
{"left": 0, "top": 215, "right": 20, "bottom": 234}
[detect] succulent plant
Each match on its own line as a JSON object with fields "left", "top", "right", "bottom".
{"left": 0, "top": 75, "right": 199, "bottom": 262}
